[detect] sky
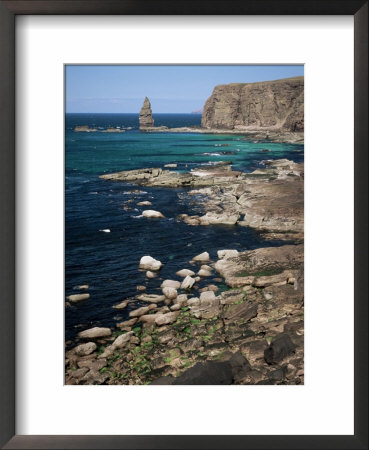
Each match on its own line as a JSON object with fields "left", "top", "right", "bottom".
{"left": 66, "top": 65, "right": 304, "bottom": 114}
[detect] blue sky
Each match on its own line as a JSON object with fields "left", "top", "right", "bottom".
{"left": 66, "top": 65, "right": 304, "bottom": 113}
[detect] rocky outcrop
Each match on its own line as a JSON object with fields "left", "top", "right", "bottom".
{"left": 139, "top": 97, "right": 154, "bottom": 129}
{"left": 201, "top": 76, "right": 304, "bottom": 133}
{"left": 100, "top": 159, "right": 303, "bottom": 238}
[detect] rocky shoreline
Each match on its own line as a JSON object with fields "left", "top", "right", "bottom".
{"left": 141, "top": 127, "right": 304, "bottom": 144}
{"left": 66, "top": 158, "right": 304, "bottom": 385}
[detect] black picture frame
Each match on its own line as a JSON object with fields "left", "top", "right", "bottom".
{"left": 0, "top": 1, "right": 367, "bottom": 449}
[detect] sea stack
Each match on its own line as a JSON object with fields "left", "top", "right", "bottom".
{"left": 139, "top": 97, "right": 154, "bottom": 129}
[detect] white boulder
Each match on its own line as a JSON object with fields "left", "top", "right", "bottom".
{"left": 142, "top": 210, "right": 165, "bottom": 218}
{"left": 139, "top": 256, "right": 162, "bottom": 271}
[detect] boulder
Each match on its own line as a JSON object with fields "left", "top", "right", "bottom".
{"left": 162, "top": 287, "right": 178, "bottom": 300}
{"left": 142, "top": 210, "right": 165, "bottom": 219}
{"left": 116, "top": 318, "right": 137, "bottom": 328}
{"left": 187, "top": 297, "right": 200, "bottom": 306}
{"left": 181, "top": 275, "right": 195, "bottom": 290}
{"left": 136, "top": 294, "right": 165, "bottom": 303}
{"left": 78, "top": 327, "right": 112, "bottom": 339}
{"left": 129, "top": 306, "right": 150, "bottom": 318}
{"left": 264, "top": 334, "right": 296, "bottom": 364}
{"left": 98, "top": 331, "right": 134, "bottom": 358}
{"left": 67, "top": 293, "right": 90, "bottom": 303}
{"left": 176, "top": 268, "right": 195, "bottom": 278}
{"left": 113, "top": 300, "right": 129, "bottom": 310}
{"left": 111, "top": 331, "right": 134, "bottom": 349}
{"left": 173, "top": 294, "right": 188, "bottom": 306}
{"left": 155, "top": 312, "right": 179, "bottom": 326}
{"left": 199, "top": 290, "right": 216, "bottom": 304}
{"left": 170, "top": 304, "right": 181, "bottom": 311}
{"left": 198, "top": 269, "right": 212, "bottom": 277}
{"left": 74, "top": 342, "right": 97, "bottom": 357}
{"left": 191, "top": 251, "right": 210, "bottom": 262}
{"left": 161, "top": 280, "right": 181, "bottom": 289}
{"left": 139, "top": 256, "right": 162, "bottom": 271}
{"left": 139, "top": 313, "right": 163, "bottom": 324}
{"left": 146, "top": 271, "right": 157, "bottom": 278}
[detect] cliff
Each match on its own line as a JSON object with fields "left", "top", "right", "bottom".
{"left": 201, "top": 76, "right": 304, "bottom": 132}
{"left": 139, "top": 97, "right": 154, "bottom": 129}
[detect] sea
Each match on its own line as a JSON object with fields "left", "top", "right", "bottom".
{"left": 65, "top": 113, "right": 304, "bottom": 342}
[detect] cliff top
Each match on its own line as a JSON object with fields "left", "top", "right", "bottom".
{"left": 216, "top": 76, "right": 304, "bottom": 90}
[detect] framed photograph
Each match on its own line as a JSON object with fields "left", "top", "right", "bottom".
{"left": 0, "top": 1, "right": 367, "bottom": 449}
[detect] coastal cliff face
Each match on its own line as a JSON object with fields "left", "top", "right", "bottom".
{"left": 139, "top": 97, "right": 154, "bottom": 129}
{"left": 201, "top": 76, "right": 304, "bottom": 132}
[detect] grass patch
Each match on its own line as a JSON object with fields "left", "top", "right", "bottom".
{"left": 132, "top": 326, "right": 141, "bottom": 337}
{"left": 97, "top": 345, "right": 106, "bottom": 355}
{"left": 190, "top": 318, "right": 201, "bottom": 325}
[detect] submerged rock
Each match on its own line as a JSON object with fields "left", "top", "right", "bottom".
{"left": 176, "top": 269, "right": 195, "bottom": 278}
{"left": 198, "top": 269, "right": 212, "bottom": 277}
{"left": 142, "top": 210, "right": 165, "bottom": 219}
{"left": 191, "top": 252, "right": 210, "bottom": 263}
{"left": 67, "top": 293, "right": 90, "bottom": 303}
{"left": 113, "top": 300, "right": 129, "bottom": 310}
{"left": 136, "top": 294, "right": 165, "bottom": 303}
{"left": 146, "top": 270, "right": 157, "bottom": 278}
{"left": 137, "top": 201, "right": 152, "bottom": 206}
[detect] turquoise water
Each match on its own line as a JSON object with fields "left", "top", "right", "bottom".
{"left": 65, "top": 114, "right": 304, "bottom": 342}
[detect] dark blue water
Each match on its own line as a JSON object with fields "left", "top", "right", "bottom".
{"left": 65, "top": 113, "right": 304, "bottom": 341}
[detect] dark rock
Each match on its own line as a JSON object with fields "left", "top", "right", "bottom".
{"left": 172, "top": 361, "right": 233, "bottom": 385}
{"left": 151, "top": 376, "right": 174, "bottom": 385}
{"left": 264, "top": 333, "right": 296, "bottom": 364}
{"left": 267, "top": 366, "right": 287, "bottom": 382}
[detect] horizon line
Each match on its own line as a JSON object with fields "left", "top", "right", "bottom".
{"left": 65, "top": 112, "right": 202, "bottom": 114}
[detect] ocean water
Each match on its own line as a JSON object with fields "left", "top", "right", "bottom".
{"left": 65, "top": 113, "right": 304, "bottom": 342}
